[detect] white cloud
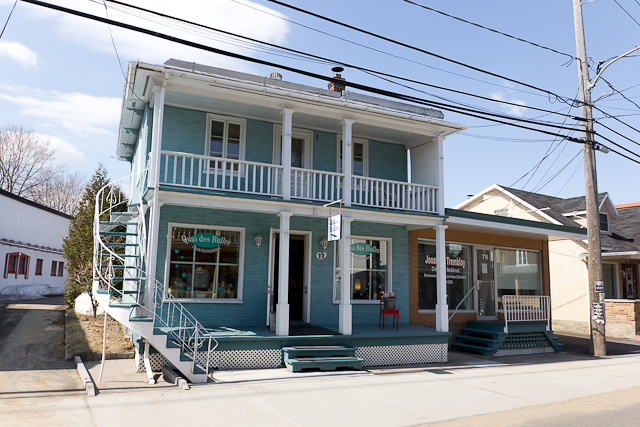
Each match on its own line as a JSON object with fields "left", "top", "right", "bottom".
{"left": 42, "top": 0, "right": 291, "bottom": 70}
{"left": 0, "top": 88, "right": 120, "bottom": 136}
{"left": 0, "top": 41, "right": 38, "bottom": 69}
{"left": 491, "top": 91, "right": 527, "bottom": 117}
{"left": 38, "top": 133, "right": 87, "bottom": 165}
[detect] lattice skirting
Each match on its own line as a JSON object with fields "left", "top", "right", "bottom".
{"left": 356, "top": 344, "right": 448, "bottom": 366}
{"left": 136, "top": 348, "right": 283, "bottom": 372}
{"left": 494, "top": 346, "right": 556, "bottom": 357}
{"left": 136, "top": 344, "right": 448, "bottom": 372}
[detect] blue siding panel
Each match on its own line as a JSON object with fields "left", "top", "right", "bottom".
{"left": 368, "top": 140, "right": 407, "bottom": 182}
{"left": 246, "top": 119, "right": 274, "bottom": 164}
{"left": 161, "top": 106, "right": 207, "bottom": 154}
{"left": 313, "top": 131, "right": 337, "bottom": 172}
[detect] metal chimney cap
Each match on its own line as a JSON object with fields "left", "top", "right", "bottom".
{"left": 331, "top": 66, "right": 344, "bottom": 73}
{"left": 269, "top": 72, "right": 283, "bottom": 81}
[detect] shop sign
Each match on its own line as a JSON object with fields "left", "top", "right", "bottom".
{"left": 328, "top": 214, "right": 342, "bottom": 241}
{"left": 351, "top": 242, "right": 378, "bottom": 256}
{"left": 182, "top": 233, "right": 230, "bottom": 251}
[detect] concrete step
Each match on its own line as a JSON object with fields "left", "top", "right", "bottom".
{"left": 451, "top": 342, "right": 496, "bottom": 356}
{"left": 285, "top": 356, "right": 363, "bottom": 373}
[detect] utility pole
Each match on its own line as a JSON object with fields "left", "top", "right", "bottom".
{"left": 572, "top": 0, "right": 606, "bottom": 356}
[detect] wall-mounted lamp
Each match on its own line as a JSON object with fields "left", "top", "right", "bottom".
{"left": 320, "top": 237, "right": 328, "bottom": 250}
{"left": 255, "top": 234, "right": 263, "bottom": 248}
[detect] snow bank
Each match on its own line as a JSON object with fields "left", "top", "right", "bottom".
{"left": 74, "top": 292, "right": 105, "bottom": 316}
{"left": 0, "top": 284, "right": 64, "bottom": 300}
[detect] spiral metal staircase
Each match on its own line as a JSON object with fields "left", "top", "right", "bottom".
{"left": 92, "top": 174, "right": 216, "bottom": 383}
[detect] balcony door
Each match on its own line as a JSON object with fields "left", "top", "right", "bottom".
{"left": 273, "top": 127, "right": 312, "bottom": 196}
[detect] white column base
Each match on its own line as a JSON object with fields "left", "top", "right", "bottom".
{"left": 435, "top": 303, "right": 449, "bottom": 332}
{"left": 275, "top": 303, "right": 290, "bottom": 336}
{"left": 338, "top": 304, "right": 352, "bottom": 335}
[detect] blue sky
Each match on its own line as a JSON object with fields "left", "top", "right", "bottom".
{"left": 0, "top": 0, "right": 638, "bottom": 206}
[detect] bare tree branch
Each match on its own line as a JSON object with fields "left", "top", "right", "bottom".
{"left": 28, "top": 171, "right": 87, "bottom": 216}
{"left": 0, "top": 124, "right": 60, "bottom": 196}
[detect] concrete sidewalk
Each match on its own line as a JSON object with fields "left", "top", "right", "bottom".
{"left": 77, "top": 347, "right": 640, "bottom": 426}
{"left": 4, "top": 325, "right": 640, "bottom": 426}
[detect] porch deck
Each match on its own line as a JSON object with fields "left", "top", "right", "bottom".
{"left": 147, "top": 324, "right": 450, "bottom": 371}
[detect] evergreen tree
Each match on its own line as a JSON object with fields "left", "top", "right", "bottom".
{"left": 63, "top": 164, "right": 128, "bottom": 315}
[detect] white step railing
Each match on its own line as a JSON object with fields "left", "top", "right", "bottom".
{"left": 160, "top": 151, "right": 283, "bottom": 197}
{"left": 290, "top": 167, "right": 344, "bottom": 202}
{"left": 503, "top": 295, "right": 550, "bottom": 333}
{"left": 351, "top": 176, "right": 438, "bottom": 213}
{"left": 93, "top": 172, "right": 217, "bottom": 378}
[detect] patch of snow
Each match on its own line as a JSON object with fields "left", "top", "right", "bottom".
{"left": 74, "top": 292, "right": 105, "bottom": 316}
{"left": 0, "top": 284, "right": 64, "bottom": 300}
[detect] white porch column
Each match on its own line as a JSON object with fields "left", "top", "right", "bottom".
{"left": 281, "top": 108, "right": 295, "bottom": 201}
{"left": 276, "top": 211, "right": 293, "bottom": 336}
{"left": 145, "top": 84, "right": 166, "bottom": 310}
{"left": 339, "top": 217, "right": 353, "bottom": 335}
{"left": 435, "top": 224, "right": 448, "bottom": 332}
{"left": 436, "top": 136, "right": 445, "bottom": 216}
{"left": 341, "top": 119, "right": 356, "bottom": 207}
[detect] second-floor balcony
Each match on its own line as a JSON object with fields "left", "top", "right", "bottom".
{"left": 159, "top": 151, "right": 438, "bottom": 214}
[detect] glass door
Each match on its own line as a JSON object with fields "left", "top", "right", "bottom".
{"left": 476, "top": 248, "right": 497, "bottom": 319}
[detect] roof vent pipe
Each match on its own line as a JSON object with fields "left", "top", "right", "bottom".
{"left": 269, "top": 72, "right": 283, "bottom": 81}
{"left": 328, "top": 66, "right": 346, "bottom": 92}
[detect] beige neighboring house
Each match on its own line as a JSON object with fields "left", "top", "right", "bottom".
{"left": 456, "top": 185, "right": 640, "bottom": 339}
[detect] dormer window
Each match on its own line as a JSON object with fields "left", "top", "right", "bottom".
{"left": 599, "top": 212, "right": 609, "bottom": 233}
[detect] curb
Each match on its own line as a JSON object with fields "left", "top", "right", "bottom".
{"left": 74, "top": 355, "right": 96, "bottom": 396}
{"left": 73, "top": 352, "right": 135, "bottom": 362}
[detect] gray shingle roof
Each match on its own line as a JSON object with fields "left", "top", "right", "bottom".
{"left": 499, "top": 185, "right": 639, "bottom": 253}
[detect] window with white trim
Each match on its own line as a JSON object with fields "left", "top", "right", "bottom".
{"left": 338, "top": 137, "right": 368, "bottom": 176}
{"left": 599, "top": 212, "right": 609, "bottom": 233}
{"left": 205, "top": 114, "right": 246, "bottom": 170}
{"left": 333, "top": 236, "right": 391, "bottom": 302}
{"left": 167, "top": 225, "right": 244, "bottom": 301}
{"left": 274, "top": 127, "right": 312, "bottom": 168}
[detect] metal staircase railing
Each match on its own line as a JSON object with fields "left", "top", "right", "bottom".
{"left": 93, "top": 171, "right": 217, "bottom": 377}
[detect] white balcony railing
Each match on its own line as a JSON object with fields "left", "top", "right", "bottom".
{"left": 503, "top": 295, "right": 551, "bottom": 333}
{"left": 351, "top": 176, "right": 438, "bottom": 213}
{"left": 158, "top": 151, "right": 438, "bottom": 214}
{"left": 290, "top": 167, "right": 344, "bottom": 202}
{"left": 160, "top": 151, "right": 283, "bottom": 197}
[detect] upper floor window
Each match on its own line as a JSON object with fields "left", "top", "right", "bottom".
{"left": 274, "top": 127, "right": 312, "bottom": 169}
{"left": 205, "top": 114, "right": 246, "bottom": 168}
{"left": 599, "top": 212, "right": 609, "bottom": 233}
{"left": 338, "top": 137, "right": 368, "bottom": 176}
{"left": 494, "top": 208, "right": 509, "bottom": 217}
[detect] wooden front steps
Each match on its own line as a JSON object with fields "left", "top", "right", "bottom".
{"left": 283, "top": 346, "right": 363, "bottom": 372}
{"left": 452, "top": 321, "right": 563, "bottom": 357}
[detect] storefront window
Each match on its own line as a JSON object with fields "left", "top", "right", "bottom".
{"left": 167, "top": 226, "right": 243, "bottom": 300}
{"left": 334, "top": 237, "right": 390, "bottom": 302}
{"left": 496, "top": 249, "right": 541, "bottom": 308}
{"left": 418, "top": 241, "right": 473, "bottom": 310}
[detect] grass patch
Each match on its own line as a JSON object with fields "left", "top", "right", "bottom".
{"left": 66, "top": 309, "right": 134, "bottom": 356}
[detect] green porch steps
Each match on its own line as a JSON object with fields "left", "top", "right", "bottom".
{"left": 451, "top": 321, "right": 563, "bottom": 357}
{"left": 283, "top": 346, "right": 363, "bottom": 372}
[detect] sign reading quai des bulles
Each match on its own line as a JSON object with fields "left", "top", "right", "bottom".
{"left": 181, "top": 233, "right": 230, "bottom": 253}
{"left": 350, "top": 242, "right": 378, "bottom": 256}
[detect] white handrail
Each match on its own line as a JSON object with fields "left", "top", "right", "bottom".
{"left": 159, "top": 151, "right": 283, "bottom": 197}
{"left": 351, "top": 176, "right": 438, "bottom": 213}
{"left": 93, "top": 172, "right": 218, "bottom": 377}
{"left": 503, "top": 295, "right": 551, "bottom": 333}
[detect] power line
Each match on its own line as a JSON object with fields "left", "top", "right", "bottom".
{"left": 262, "top": 0, "right": 578, "bottom": 103}
{"left": 592, "top": 104, "right": 640, "bottom": 135}
{"left": 613, "top": 0, "right": 640, "bottom": 28}
{"left": 21, "top": 0, "right": 586, "bottom": 139}
{"left": 0, "top": 1, "right": 17, "bottom": 40}
{"left": 535, "top": 150, "right": 583, "bottom": 193}
{"left": 401, "top": 0, "right": 575, "bottom": 61}
{"left": 102, "top": 0, "right": 583, "bottom": 122}
{"left": 554, "top": 156, "right": 584, "bottom": 196}
{"left": 594, "top": 119, "right": 640, "bottom": 147}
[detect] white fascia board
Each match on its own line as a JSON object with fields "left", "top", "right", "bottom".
{"left": 599, "top": 193, "right": 618, "bottom": 216}
{"left": 157, "top": 190, "right": 445, "bottom": 227}
{"left": 161, "top": 69, "right": 466, "bottom": 137}
{"left": 581, "top": 251, "right": 640, "bottom": 259}
{"left": 453, "top": 184, "right": 503, "bottom": 209}
{"left": 444, "top": 215, "right": 585, "bottom": 240}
